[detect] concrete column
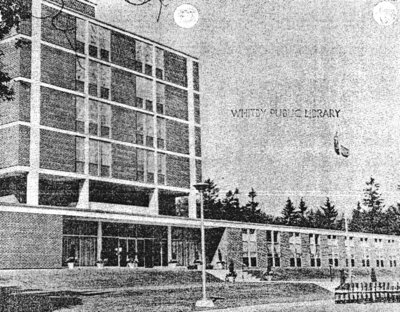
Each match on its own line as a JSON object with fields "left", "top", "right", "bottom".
{"left": 76, "top": 179, "right": 89, "bottom": 209}
{"left": 97, "top": 221, "right": 102, "bottom": 260}
{"left": 167, "top": 226, "right": 172, "bottom": 261}
{"left": 187, "top": 59, "right": 197, "bottom": 219}
{"left": 27, "top": 0, "right": 42, "bottom": 206}
{"left": 148, "top": 189, "right": 159, "bottom": 215}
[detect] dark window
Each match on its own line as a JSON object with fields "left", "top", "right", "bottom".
{"left": 145, "top": 64, "right": 152, "bottom": 76}
{"left": 250, "top": 257, "right": 257, "bottom": 267}
{"left": 89, "top": 163, "right": 98, "bottom": 176}
{"left": 275, "top": 258, "right": 280, "bottom": 267}
{"left": 310, "top": 258, "right": 315, "bottom": 267}
{"left": 243, "top": 257, "right": 249, "bottom": 267}
{"left": 147, "top": 172, "right": 154, "bottom": 183}
{"left": 296, "top": 258, "right": 301, "bottom": 267}
{"left": 137, "top": 171, "right": 144, "bottom": 182}
{"left": 329, "top": 259, "right": 333, "bottom": 266}
{"left": 157, "top": 138, "right": 165, "bottom": 149}
{"left": 156, "top": 68, "right": 163, "bottom": 79}
{"left": 75, "top": 80, "right": 85, "bottom": 93}
{"left": 100, "top": 49, "right": 109, "bottom": 61}
{"left": 351, "top": 259, "right": 355, "bottom": 267}
{"left": 156, "top": 103, "right": 164, "bottom": 114}
{"left": 290, "top": 258, "right": 295, "bottom": 267}
{"left": 76, "top": 41, "right": 85, "bottom": 54}
{"left": 89, "top": 123, "right": 98, "bottom": 136}
{"left": 381, "top": 260, "right": 384, "bottom": 267}
{"left": 100, "top": 87, "right": 109, "bottom": 99}
{"left": 101, "top": 166, "right": 110, "bottom": 177}
{"left": 366, "top": 260, "right": 370, "bottom": 267}
{"left": 334, "top": 259, "right": 339, "bottom": 267}
{"left": 346, "top": 259, "right": 349, "bottom": 267}
{"left": 394, "top": 260, "right": 397, "bottom": 267}
{"left": 89, "top": 84, "right": 97, "bottom": 97}
{"left": 76, "top": 121, "right": 85, "bottom": 134}
{"left": 145, "top": 100, "right": 153, "bottom": 111}
{"left": 316, "top": 258, "right": 321, "bottom": 267}
{"left": 146, "top": 136, "right": 154, "bottom": 147}
{"left": 135, "top": 97, "right": 143, "bottom": 108}
{"left": 135, "top": 61, "right": 143, "bottom": 73}
{"left": 89, "top": 45, "right": 98, "bottom": 57}
{"left": 377, "top": 260, "right": 380, "bottom": 267}
{"left": 136, "top": 134, "right": 143, "bottom": 145}
{"left": 362, "top": 260, "right": 365, "bottom": 267}
{"left": 158, "top": 174, "right": 165, "bottom": 185}
{"left": 101, "top": 126, "right": 110, "bottom": 138}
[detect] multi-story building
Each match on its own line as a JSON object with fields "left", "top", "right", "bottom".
{"left": 0, "top": 0, "right": 399, "bottom": 272}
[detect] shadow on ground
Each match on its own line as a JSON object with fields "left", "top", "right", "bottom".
{"left": 0, "top": 288, "right": 107, "bottom": 312}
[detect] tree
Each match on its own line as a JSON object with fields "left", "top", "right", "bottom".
{"left": 295, "top": 197, "right": 309, "bottom": 227}
{"left": 281, "top": 198, "right": 296, "bottom": 225}
{"left": 0, "top": 0, "right": 167, "bottom": 101}
{"left": 349, "top": 201, "right": 364, "bottom": 232}
{"left": 362, "top": 177, "right": 386, "bottom": 233}
{"left": 201, "top": 179, "right": 224, "bottom": 220}
{"left": 319, "top": 198, "right": 338, "bottom": 229}
{"left": 0, "top": 0, "right": 31, "bottom": 101}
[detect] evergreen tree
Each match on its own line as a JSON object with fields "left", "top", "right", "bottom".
{"left": 319, "top": 197, "right": 338, "bottom": 229}
{"left": 349, "top": 201, "right": 364, "bottom": 232}
{"left": 201, "top": 179, "right": 224, "bottom": 220}
{"left": 281, "top": 198, "right": 296, "bottom": 225}
{"left": 362, "top": 177, "right": 385, "bottom": 233}
{"left": 222, "top": 188, "right": 241, "bottom": 222}
{"left": 296, "top": 197, "right": 309, "bottom": 227}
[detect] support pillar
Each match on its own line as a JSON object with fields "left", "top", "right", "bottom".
{"left": 167, "top": 226, "right": 172, "bottom": 261}
{"left": 77, "top": 179, "right": 89, "bottom": 209}
{"left": 97, "top": 221, "right": 102, "bottom": 261}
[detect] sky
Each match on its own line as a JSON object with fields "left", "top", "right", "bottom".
{"left": 96, "top": 0, "right": 400, "bottom": 217}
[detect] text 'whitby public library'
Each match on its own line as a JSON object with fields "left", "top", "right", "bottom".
{"left": 0, "top": 0, "right": 399, "bottom": 271}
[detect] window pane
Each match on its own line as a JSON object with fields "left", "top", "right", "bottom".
{"left": 76, "top": 57, "right": 85, "bottom": 81}
{"left": 89, "top": 140, "right": 98, "bottom": 164}
{"left": 136, "top": 76, "right": 152, "bottom": 100}
{"left": 100, "top": 103, "right": 111, "bottom": 127}
{"left": 156, "top": 48, "right": 164, "bottom": 69}
{"left": 89, "top": 61, "right": 98, "bottom": 84}
{"left": 101, "top": 142, "right": 111, "bottom": 166}
{"left": 89, "top": 100, "right": 98, "bottom": 123}
{"left": 76, "top": 137, "right": 85, "bottom": 162}
{"left": 99, "top": 64, "right": 111, "bottom": 88}
{"left": 145, "top": 115, "right": 154, "bottom": 136}
{"left": 76, "top": 97, "right": 85, "bottom": 121}
{"left": 157, "top": 153, "right": 165, "bottom": 174}
{"left": 137, "top": 149, "right": 145, "bottom": 171}
{"left": 147, "top": 151, "right": 154, "bottom": 173}
{"left": 89, "top": 23, "right": 98, "bottom": 45}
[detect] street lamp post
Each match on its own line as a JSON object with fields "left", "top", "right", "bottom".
{"left": 194, "top": 182, "right": 214, "bottom": 308}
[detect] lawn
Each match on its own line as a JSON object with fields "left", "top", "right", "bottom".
{"left": 0, "top": 268, "right": 220, "bottom": 290}
{"left": 51, "top": 282, "right": 332, "bottom": 312}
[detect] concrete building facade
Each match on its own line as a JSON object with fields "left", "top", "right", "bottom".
{"left": 0, "top": 0, "right": 399, "bottom": 272}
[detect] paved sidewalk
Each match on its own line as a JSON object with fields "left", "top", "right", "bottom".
{"left": 208, "top": 299, "right": 333, "bottom": 312}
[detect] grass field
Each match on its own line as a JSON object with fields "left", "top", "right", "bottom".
{"left": 0, "top": 268, "right": 220, "bottom": 290}
{"left": 51, "top": 283, "right": 332, "bottom": 312}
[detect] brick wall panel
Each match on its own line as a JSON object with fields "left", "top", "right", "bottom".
{"left": 338, "top": 236, "right": 346, "bottom": 267}
{"left": 280, "top": 232, "right": 291, "bottom": 267}
{"left": 164, "top": 51, "right": 187, "bottom": 87}
{"left": 111, "top": 68, "right": 136, "bottom": 105}
{"left": 41, "top": 45, "right": 76, "bottom": 90}
{"left": 40, "top": 129, "right": 76, "bottom": 172}
{"left": 47, "top": 0, "right": 95, "bottom": 17}
{"left": 0, "top": 212, "right": 63, "bottom": 269}
{"left": 193, "top": 61, "right": 199, "bottom": 91}
{"left": 195, "top": 127, "right": 201, "bottom": 157}
{"left": 41, "top": 87, "right": 76, "bottom": 131}
{"left": 110, "top": 31, "right": 136, "bottom": 70}
{"left": 112, "top": 143, "right": 137, "bottom": 180}
{"left": 320, "top": 235, "right": 329, "bottom": 268}
{"left": 0, "top": 126, "right": 20, "bottom": 168}
{"left": 166, "top": 120, "right": 189, "bottom": 155}
{"left": 226, "top": 228, "right": 242, "bottom": 267}
{"left": 194, "top": 93, "right": 200, "bottom": 124}
{"left": 19, "top": 125, "right": 30, "bottom": 166}
{"left": 165, "top": 85, "right": 188, "bottom": 120}
{"left": 301, "top": 233, "right": 310, "bottom": 267}
{"left": 195, "top": 159, "right": 202, "bottom": 183}
{"left": 257, "top": 230, "right": 268, "bottom": 268}
{"left": 166, "top": 154, "right": 190, "bottom": 188}
{"left": 41, "top": 5, "right": 77, "bottom": 50}
{"left": 0, "top": 81, "right": 30, "bottom": 125}
{"left": 111, "top": 106, "right": 137, "bottom": 143}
